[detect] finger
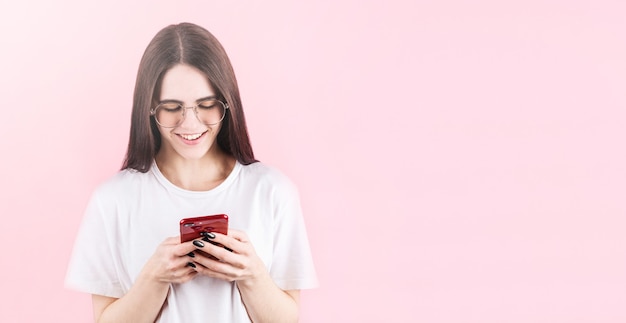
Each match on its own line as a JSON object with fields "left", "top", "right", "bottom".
{"left": 162, "top": 236, "right": 182, "bottom": 245}
{"left": 206, "top": 233, "right": 245, "bottom": 254}
{"left": 193, "top": 258, "right": 239, "bottom": 281}
{"left": 180, "top": 270, "right": 199, "bottom": 283}
{"left": 172, "top": 266, "right": 199, "bottom": 283}
{"left": 173, "top": 240, "right": 202, "bottom": 257}
{"left": 164, "top": 253, "right": 196, "bottom": 273}
{"left": 192, "top": 239, "right": 244, "bottom": 268}
{"left": 156, "top": 258, "right": 198, "bottom": 284}
{"left": 227, "top": 229, "right": 250, "bottom": 243}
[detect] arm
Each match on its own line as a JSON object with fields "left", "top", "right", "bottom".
{"left": 92, "top": 237, "right": 198, "bottom": 323}
{"left": 238, "top": 278, "right": 300, "bottom": 323}
{"left": 92, "top": 277, "right": 168, "bottom": 323}
{"left": 190, "top": 230, "right": 300, "bottom": 323}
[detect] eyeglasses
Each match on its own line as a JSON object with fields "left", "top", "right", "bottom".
{"left": 150, "top": 99, "right": 229, "bottom": 128}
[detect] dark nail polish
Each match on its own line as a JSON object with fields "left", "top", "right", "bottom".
{"left": 187, "top": 252, "right": 195, "bottom": 258}
{"left": 186, "top": 262, "right": 196, "bottom": 268}
{"left": 206, "top": 232, "right": 216, "bottom": 239}
{"left": 193, "top": 240, "right": 205, "bottom": 248}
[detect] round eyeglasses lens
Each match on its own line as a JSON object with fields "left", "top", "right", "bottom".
{"left": 195, "top": 99, "right": 227, "bottom": 125}
{"left": 153, "top": 100, "right": 227, "bottom": 128}
{"left": 154, "top": 102, "right": 183, "bottom": 128}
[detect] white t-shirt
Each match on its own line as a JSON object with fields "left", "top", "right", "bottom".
{"left": 65, "top": 161, "right": 318, "bottom": 322}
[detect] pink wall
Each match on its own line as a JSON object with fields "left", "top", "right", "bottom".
{"left": 1, "top": 1, "right": 625, "bottom": 322}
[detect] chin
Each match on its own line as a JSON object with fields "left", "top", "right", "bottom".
{"left": 179, "top": 150, "right": 211, "bottom": 160}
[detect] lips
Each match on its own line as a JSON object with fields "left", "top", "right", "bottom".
{"left": 179, "top": 130, "right": 207, "bottom": 141}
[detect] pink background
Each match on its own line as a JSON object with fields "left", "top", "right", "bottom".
{"left": 1, "top": 1, "right": 625, "bottom": 322}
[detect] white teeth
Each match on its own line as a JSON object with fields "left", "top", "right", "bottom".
{"left": 180, "top": 133, "right": 203, "bottom": 140}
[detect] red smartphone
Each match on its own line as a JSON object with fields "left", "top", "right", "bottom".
{"left": 180, "top": 214, "right": 229, "bottom": 243}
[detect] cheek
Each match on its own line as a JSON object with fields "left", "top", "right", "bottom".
{"left": 158, "top": 127, "right": 171, "bottom": 138}
{"left": 156, "top": 127, "right": 177, "bottom": 146}
{"left": 209, "top": 123, "right": 223, "bottom": 136}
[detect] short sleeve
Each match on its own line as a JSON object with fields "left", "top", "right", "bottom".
{"left": 65, "top": 187, "right": 125, "bottom": 298}
{"left": 269, "top": 176, "right": 319, "bottom": 290}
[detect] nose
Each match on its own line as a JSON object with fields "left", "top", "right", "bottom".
{"left": 179, "top": 106, "right": 202, "bottom": 128}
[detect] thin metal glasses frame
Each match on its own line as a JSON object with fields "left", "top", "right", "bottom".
{"left": 150, "top": 99, "right": 229, "bottom": 128}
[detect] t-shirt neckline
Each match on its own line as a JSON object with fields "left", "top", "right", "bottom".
{"left": 150, "top": 159, "right": 242, "bottom": 197}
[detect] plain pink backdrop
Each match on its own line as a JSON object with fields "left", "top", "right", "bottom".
{"left": 1, "top": 1, "right": 625, "bottom": 322}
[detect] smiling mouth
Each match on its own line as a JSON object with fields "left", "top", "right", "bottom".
{"left": 179, "top": 131, "right": 207, "bottom": 141}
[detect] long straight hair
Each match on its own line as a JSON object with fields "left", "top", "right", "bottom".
{"left": 122, "top": 23, "right": 257, "bottom": 172}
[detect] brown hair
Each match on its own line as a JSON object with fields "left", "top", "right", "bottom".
{"left": 121, "top": 22, "right": 257, "bottom": 172}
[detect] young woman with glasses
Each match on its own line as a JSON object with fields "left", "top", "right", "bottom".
{"left": 66, "top": 22, "right": 318, "bottom": 323}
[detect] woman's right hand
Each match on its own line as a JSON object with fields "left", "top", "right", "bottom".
{"left": 141, "top": 236, "right": 199, "bottom": 284}
{"left": 93, "top": 237, "right": 198, "bottom": 323}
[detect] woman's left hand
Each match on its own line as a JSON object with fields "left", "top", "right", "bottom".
{"left": 190, "top": 229, "right": 268, "bottom": 286}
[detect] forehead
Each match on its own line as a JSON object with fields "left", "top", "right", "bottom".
{"left": 159, "top": 64, "right": 215, "bottom": 102}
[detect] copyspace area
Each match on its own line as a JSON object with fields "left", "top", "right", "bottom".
{"left": 0, "top": 1, "right": 625, "bottom": 322}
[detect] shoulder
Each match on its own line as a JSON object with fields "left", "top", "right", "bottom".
{"left": 238, "top": 162, "right": 299, "bottom": 195}
{"left": 240, "top": 162, "right": 294, "bottom": 184}
{"left": 91, "top": 168, "right": 152, "bottom": 202}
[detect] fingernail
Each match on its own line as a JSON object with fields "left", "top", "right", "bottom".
{"left": 201, "top": 232, "right": 216, "bottom": 239}
{"left": 187, "top": 252, "right": 195, "bottom": 258}
{"left": 186, "top": 262, "right": 196, "bottom": 268}
{"left": 193, "top": 240, "right": 205, "bottom": 248}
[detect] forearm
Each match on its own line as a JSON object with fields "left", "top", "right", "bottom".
{"left": 96, "top": 273, "right": 170, "bottom": 323}
{"left": 237, "top": 272, "right": 299, "bottom": 323}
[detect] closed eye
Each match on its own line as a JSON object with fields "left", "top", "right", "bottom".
{"left": 159, "top": 103, "right": 183, "bottom": 112}
{"left": 197, "top": 100, "right": 219, "bottom": 110}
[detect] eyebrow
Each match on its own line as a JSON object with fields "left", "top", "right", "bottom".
{"left": 158, "top": 95, "right": 217, "bottom": 104}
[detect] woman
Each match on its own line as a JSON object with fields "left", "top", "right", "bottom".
{"left": 66, "top": 22, "right": 318, "bottom": 323}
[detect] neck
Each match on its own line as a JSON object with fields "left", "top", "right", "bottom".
{"left": 155, "top": 150, "right": 236, "bottom": 191}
